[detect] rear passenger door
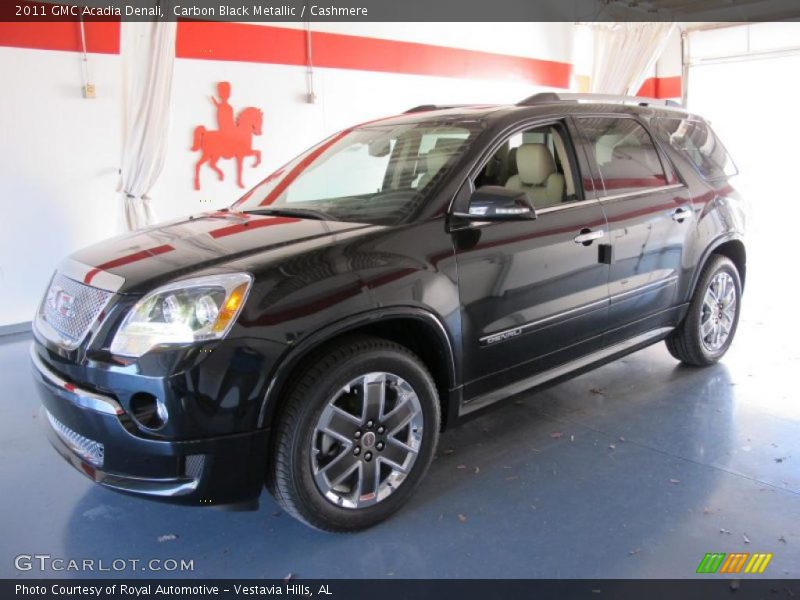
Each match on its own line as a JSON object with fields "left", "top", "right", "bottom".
{"left": 573, "top": 116, "right": 694, "bottom": 343}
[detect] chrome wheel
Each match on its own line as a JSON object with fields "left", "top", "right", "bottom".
{"left": 700, "top": 271, "right": 737, "bottom": 352}
{"left": 311, "top": 372, "right": 424, "bottom": 509}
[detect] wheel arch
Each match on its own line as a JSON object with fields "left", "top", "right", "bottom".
{"left": 257, "top": 307, "right": 459, "bottom": 433}
{"left": 688, "top": 235, "right": 746, "bottom": 301}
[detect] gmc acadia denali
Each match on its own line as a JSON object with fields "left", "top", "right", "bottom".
{"left": 31, "top": 93, "right": 745, "bottom": 531}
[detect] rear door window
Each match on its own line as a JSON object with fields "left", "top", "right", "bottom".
{"left": 576, "top": 117, "right": 671, "bottom": 196}
{"left": 652, "top": 117, "right": 738, "bottom": 181}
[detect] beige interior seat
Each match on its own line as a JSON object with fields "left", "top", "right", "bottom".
{"left": 504, "top": 146, "right": 518, "bottom": 182}
{"left": 505, "top": 143, "right": 565, "bottom": 207}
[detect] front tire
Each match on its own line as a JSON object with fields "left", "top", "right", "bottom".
{"left": 268, "top": 336, "right": 440, "bottom": 532}
{"left": 666, "top": 254, "right": 742, "bottom": 366}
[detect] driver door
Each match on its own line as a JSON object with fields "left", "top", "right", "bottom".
{"left": 452, "top": 120, "right": 610, "bottom": 410}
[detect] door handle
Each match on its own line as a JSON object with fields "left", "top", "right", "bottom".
{"left": 672, "top": 206, "right": 692, "bottom": 223}
{"left": 574, "top": 228, "right": 605, "bottom": 246}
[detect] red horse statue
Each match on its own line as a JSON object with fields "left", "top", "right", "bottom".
{"left": 191, "top": 82, "right": 263, "bottom": 190}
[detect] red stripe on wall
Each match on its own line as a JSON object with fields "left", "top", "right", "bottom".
{"left": 637, "top": 76, "right": 682, "bottom": 99}
{"left": 176, "top": 21, "right": 304, "bottom": 67}
{"left": 0, "top": 20, "right": 571, "bottom": 87}
{"left": 310, "top": 28, "right": 571, "bottom": 86}
{"left": 0, "top": 21, "right": 120, "bottom": 54}
{"left": 176, "top": 22, "right": 571, "bottom": 86}
{"left": 657, "top": 76, "right": 682, "bottom": 99}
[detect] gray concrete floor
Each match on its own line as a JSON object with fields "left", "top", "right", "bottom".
{"left": 1, "top": 259, "right": 798, "bottom": 579}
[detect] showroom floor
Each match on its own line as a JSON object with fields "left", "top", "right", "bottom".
{"left": 1, "top": 257, "right": 797, "bottom": 579}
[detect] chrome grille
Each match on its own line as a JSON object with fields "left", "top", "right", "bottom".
{"left": 40, "top": 272, "right": 113, "bottom": 349}
{"left": 47, "top": 411, "right": 105, "bottom": 467}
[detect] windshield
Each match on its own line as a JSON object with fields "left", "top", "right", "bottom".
{"left": 233, "top": 121, "right": 480, "bottom": 224}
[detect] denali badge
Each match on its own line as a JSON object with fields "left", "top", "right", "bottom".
{"left": 483, "top": 328, "right": 522, "bottom": 346}
{"left": 47, "top": 286, "right": 76, "bottom": 318}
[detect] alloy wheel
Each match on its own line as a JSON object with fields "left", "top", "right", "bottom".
{"left": 311, "top": 372, "right": 424, "bottom": 509}
{"left": 700, "top": 271, "right": 737, "bottom": 352}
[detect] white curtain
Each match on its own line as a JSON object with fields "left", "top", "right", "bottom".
{"left": 119, "top": 21, "right": 177, "bottom": 231}
{"left": 590, "top": 22, "right": 677, "bottom": 96}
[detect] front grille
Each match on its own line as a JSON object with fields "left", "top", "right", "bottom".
{"left": 41, "top": 272, "right": 113, "bottom": 348}
{"left": 47, "top": 411, "right": 105, "bottom": 468}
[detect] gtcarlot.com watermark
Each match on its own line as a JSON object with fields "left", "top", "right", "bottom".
{"left": 14, "top": 554, "right": 194, "bottom": 573}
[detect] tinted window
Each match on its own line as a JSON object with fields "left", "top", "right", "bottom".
{"left": 653, "top": 117, "right": 737, "bottom": 181}
{"left": 474, "top": 122, "right": 580, "bottom": 209}
{"left": 577, "top": 117, "right": 669, "bottom": 196}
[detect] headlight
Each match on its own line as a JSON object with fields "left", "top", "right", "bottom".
{"left": 109, "top": 273, "right": 253, "bottom": 357}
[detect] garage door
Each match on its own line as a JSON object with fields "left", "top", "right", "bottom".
{"left": 686, "top": 23, "right": 800, "bottom": 299}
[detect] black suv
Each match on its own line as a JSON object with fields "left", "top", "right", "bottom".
{"left": 31, "top": 93, "right": 745, "bottom": 531}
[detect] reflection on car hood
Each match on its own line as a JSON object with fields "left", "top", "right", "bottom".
{"left": 66, "top": 210, "right": 377, "bottom": 293}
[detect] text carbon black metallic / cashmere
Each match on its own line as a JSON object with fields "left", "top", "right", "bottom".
{"left": 32, "top": 93, "right": 746, "bottom": 531}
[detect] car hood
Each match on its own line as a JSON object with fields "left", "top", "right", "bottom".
{"left": 64, "top": 210, "right": 376, "bottom": 294}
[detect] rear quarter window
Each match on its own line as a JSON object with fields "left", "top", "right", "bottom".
{"left": 652, "top": 117, "right": 738, "bottom": 181}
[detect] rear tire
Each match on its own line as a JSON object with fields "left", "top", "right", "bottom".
{"left": 666, "top": 254, "right": 742, "bottom": 366}
{"left": 267, "top": 335, "right": 440, "bottom": 532}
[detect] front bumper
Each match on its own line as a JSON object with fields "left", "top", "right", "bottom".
{"left": 32, "top": 345, "right": 269, "bottom": 507}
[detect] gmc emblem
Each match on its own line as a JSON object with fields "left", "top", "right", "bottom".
{"left": 47, "top": 286, "right": 76, "bottom": 318}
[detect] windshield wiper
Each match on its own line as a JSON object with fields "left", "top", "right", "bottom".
{"left": 242, "top": 207, "right": 334, "bottom": 221}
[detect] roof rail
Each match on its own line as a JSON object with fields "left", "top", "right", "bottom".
{"left": 517, "top": 92, "right": 683, "bottom": 109}
{"left": 404, "top": 104, "right": 477, "bottom": 114}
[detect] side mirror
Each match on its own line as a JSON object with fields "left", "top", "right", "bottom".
{"left": 454, "top": 186, "right": 537, "bottom": 221}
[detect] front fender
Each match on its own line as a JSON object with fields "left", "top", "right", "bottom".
{"left": 255, "top": 306, "right": 459, "bottom": 429}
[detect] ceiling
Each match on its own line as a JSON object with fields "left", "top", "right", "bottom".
{"left": 594, "top": 0, "right": 800, "bottom": 21}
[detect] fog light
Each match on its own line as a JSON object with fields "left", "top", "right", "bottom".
{"left": 130, "top": 392, "right": 168, "bottom": 429}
